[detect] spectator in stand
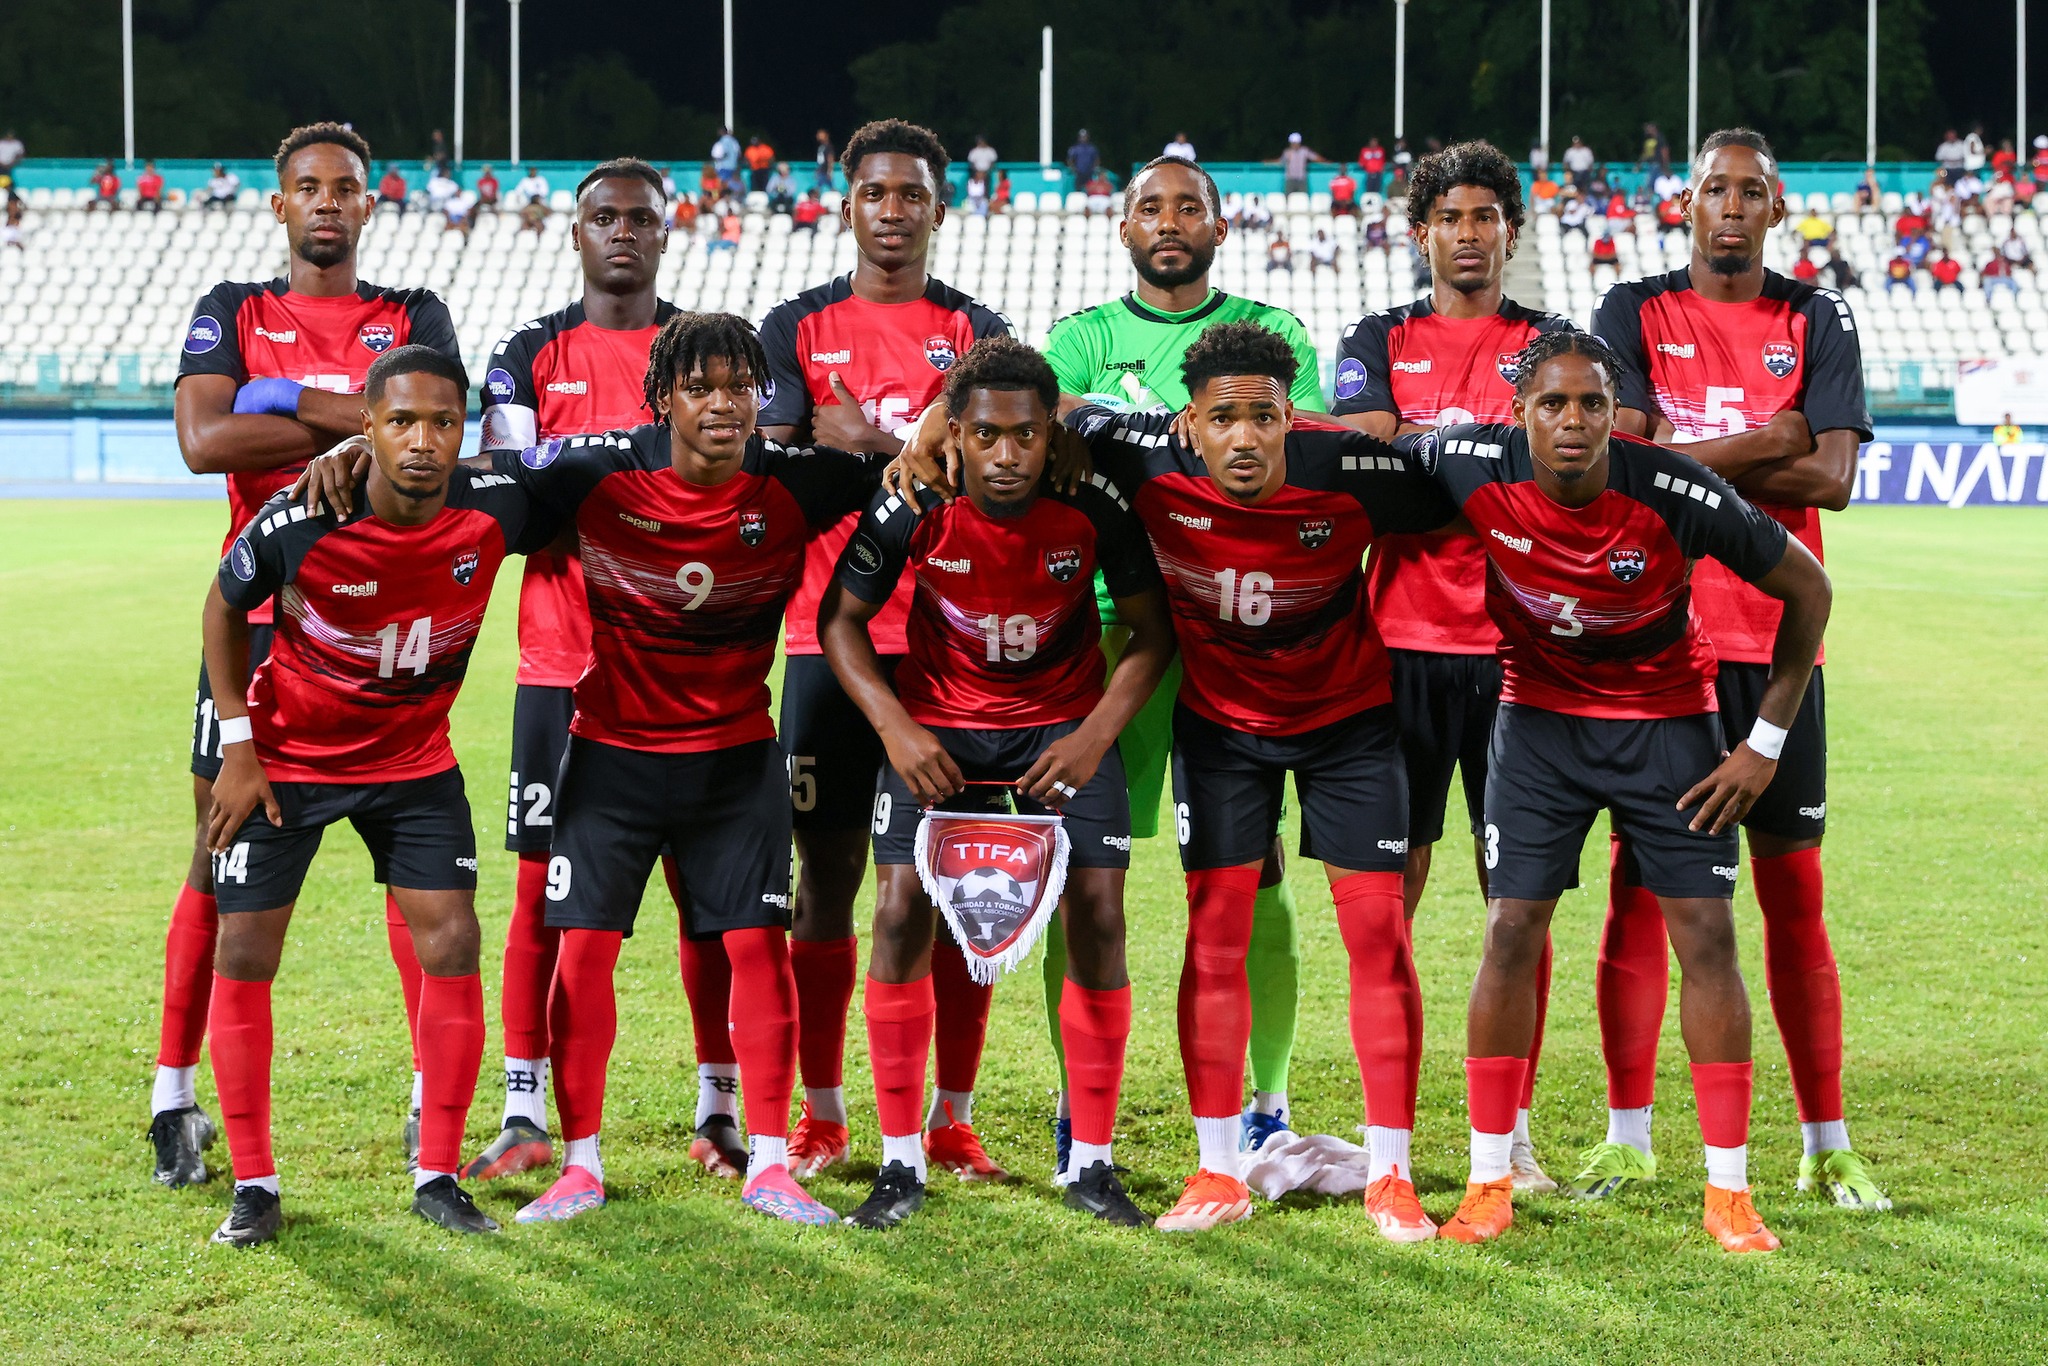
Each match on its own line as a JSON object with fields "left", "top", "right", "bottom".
{"left": 1082, "top": 167, "right": 1116, "bottom": 216}
{"left": 1928, "top": 250, "right": 1964, "bottom": 292}
{"left": 711, "top": 126, "right": 741, "bottom": 188}
{"left": 203, "top": 162, "right": 239, "bottom": 210}
{"left": 0, "top": 129, "right": 22, "bottom": 176}
{"left": 1993, "top": 138, "right": 2019, "bottom": 178}
{"left": 425, "top": 166, "right": 459, "bottom": 215}
{"left": 1359, "top": 136, "right": 1387, "bottom": 194}
{"left": 1856, "top": 166, "right": 1879, "bottom": 208}
{"left": 1237, "top": 192, "right": 1272, "bottom": 231}
{"left": 1993, "top": 413, "right": 2023, "bottom": 445}
{"left": 444, "top": 186, "right": 476, "bottom": 236}
{"left": 1528, "top": 138, "right": 1550, "bottom": 184}
{"left": 519, "top": 192, "right": 548, "bottom": 234}
{"left": 1895, "top": 196, "right": 1929, "bottom": 242}
{"left": 1329, "top": 167, "right": 1358, "bottom": 216}
{"left": 1364, "top": 214, "right": 1389, "bottom": 250}
{"left": 1637, "top": 121, "right": 1669, "bottom": 172}
{"left": 427, "top": 128, "right": 449, "bottom": 176}
{"left": 86, "top": 161, "right": 120, "bottom": 212}
{"left": 708, "top": 204, "right": 742, "bottom": 255}
{"left": 2032, "top": 135, "right": 2048, "bottom": 187}
{"left": 791, "top": 187, "right": 825, "bottom": 232}
{"left": 965, "top": 171, "right": 990, "bottom": 217}
{"left": 1604, "top": 186, "right": 1631, "bottom": 218}
{"left": 814, "top": 129, "right": 836, "bottom": 188}
{"left": 1651, "top": 164, "right": 1686, "bottom": 203}
{"left": 1964, "top": 123, "right": 1987, "bottom": 176}
{"left": 1985, "top": 173, "right": 2017, "bottom": 215}
{"left": 377, "top": 163, "right": 408, "bottom": 214}
{"left": 672, "top": 191, "right": 701, "bottom": 234}
{"left": 1307, "top": 228, "right": 1337, "bottom": 273}
{"left": 766, "top": 163, "right": 796, "bottom": 214}
{"left": 744, "top": 136, "right": 776, "bottom": 192}
{"left": 1164, "top": 131, "right": 1197, "bottom": 161}
{"left": 1885, "top": 251, "right": 1915, "bottom": 295}
{"left": 990, "top": 170, "right": 1011, "bottom": 213}
{"left": 1955, "top": 168, "right": 1986, "bottom": 209}
{"left": 1820, "top": 250, "right": 1858, "bottom": 291}
{"left": 1562, "top": 134, "right": 1595, "bottom": 185}
{"left": 1929, "top": 181, "right": 1962, "bottom": 251}
{"left": 1067, "top": 129, "right": 1099, "bottom": 185}
{"left": 474, "top": 165, "right": 500, "bottom": 213}
{"left": 1796, "top": 205, "right": 1834, "bottom": 246}
{"left": 1981, "top": 250, "right": 2017, "bottom": 298}
{"left": 967, "top": 135, "right": 998, "bottom": 180}
{"left": 511, "top": 166, "right": 550, "bottom": 210}
{"left": 1656, "top": 190, "right": 1686, "bottom": 229}
{"left": 1590, "top": 232, "right": 1619, "bottom": 274}
{"left": 700, "top": 162, "right": 722, "bottom": 198}
{"left": 2015, "top": 175, "right": 2038, "bottom": 209}
{"left": 1266, "top": 231, "right": 1292, "bottom": 272}
{"left": 1586, "top": 163, "right": 1613, "bottom": 200}
{"left": 657, "top": 165, "right": 678, "bottom": 201}
{"left": 1936, "top": 129, "right": 1967, "bottom": 184}
{"left": 1531, "top": 167, "right": 1561, "bottom": 212}
{"left": 1390, "top": 136, "right": 1413, "bottom": 190}
{"left": 1791, "top": 248, "right": 1821, "bottom": 283}
{"left": 1558, "top": 186, "right": 1591, "bottom": 236}
{"left": 136, "top": 160, "right": 163, "bottom": 213}
{"left": 2, "top": 195, "right": 24, "bottom": 250}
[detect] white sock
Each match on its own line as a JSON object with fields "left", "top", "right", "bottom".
{"left": 750, "top": 1134, "right": 790, "bottom": 1172}
{"left": 502, "top": 1057, "right": 548, "bottom": 1127}
{"left": 1066, "top": 1139, "right": 1113, "bottom": 1185}
{"left": 881, "top": 1132, "right": 928, "bottom": 1182}
{"left": 564, "top": 1134, "right": 603, "bottom": 1183}
{"left": 696, "top": 1063, "right": 740, "bottom": 1126}
{"left": 1367, "top": 1126, "right": 1412, "bottom": 1184}
{"left": 1469, "top": 1128, "right": 1514, "bottom": 1184}
{"left": 1194, "top": 1115, "right": 1241, "bottom": 1177}
{"left": 804, "top": 1085, "right": 847, "bottom": 1126}
{"left": 237, "top": 1174, "right": 281, "bottom": 1195}
{"left": 1513, "top": 1108, "right": 1534, "bottom": 1148}
{"left": 413, "top": 1167, "right": 455, "bottom": 1191}
{"left": 1802, "top": 1119, "right": 1851, "bottom": 1157}
{"left": 1054, "top": 1089, "right": 1071, "bottom": 1120}
{"left": 927, "top": 1088, "right": 973, "bottom": 1129}
{"left": 1705, "top": 1142, "right": 1749, "bottom": 1191}
{"left": 1607, "top": 1105, "right": 1654, "bottom": 1154}
{"left": 409, "top": 1070, "right": 424, "bottom": 1113}
{"left": 152, "top": 1064, "right": 197, "bottom": 1115}
{"left": 1251, "top": 1090, "right": 1289, "bottom": 1120}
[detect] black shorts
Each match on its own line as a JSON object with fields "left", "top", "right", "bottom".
{"left": 543, "top": 735, "right": 791, "bottom": 940}
{"left": 1484, "top": 703, "right": 1739, "bottom": 902}
{"left": 505, "top": 684, "right": 575, "bottom": 853}
{"left": 211, "top": 767, "right": 477, "bottom": 914}
{"left": 1390, "top": 648, "right": 1500, "bottom": 846}
{"left": 780, "top": 653, "right": 900, "bottom": 833}
{"left": 191, "top": 625, "right": 276, "bottom": 780}
{"left": 1716, "top": 662, "right": 1827, "bottom": 841}
{"left": 871, "top": 721, "right": 1131, "bottom": 870}
{"left": 1170, "top": 702, "right": 1409, "bottom": 873}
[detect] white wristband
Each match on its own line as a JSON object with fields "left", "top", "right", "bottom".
{"left": 217, "top": 714, "right": 253, "bottom": 747}
{"left": 1746, "top": 717, "right": 1788, "bottom": 761}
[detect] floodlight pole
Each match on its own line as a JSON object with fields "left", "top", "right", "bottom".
{"left": 1539, "top": 0, "right": 1552, "bottom": 162}
{"left": 2021, "top": 0, "right": 2029, "bottom": 160}
{"left": 122, "top": 0, "right": 135, "bottom": 171}
{"left": 509, "top": 0, "right": 522, "bottom": 164}
{"left": 1394, "top": 0, "right": 1408, "bottom": 140}
{"left": 1040, "top": 27, "right": 1053, "bottom": 168}
{"left": 723, "top": 0, "right": 735, "bottom": 131}
{"left": 454, "top": 0, "right": 466, "bottom": 167}
{"left": 1867, "top": 0, "right": 1878, "bottom": 168}
{"left": 1687, "top": 0, "right": 1700, "bottom": 162}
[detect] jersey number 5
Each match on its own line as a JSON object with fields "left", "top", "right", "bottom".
{"left": 376, "top": 617, "right": 433, "bottom": 678}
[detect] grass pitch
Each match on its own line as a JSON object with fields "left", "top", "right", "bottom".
{"left": 1, "top": 501, "right": 2044, "bottom": 1364}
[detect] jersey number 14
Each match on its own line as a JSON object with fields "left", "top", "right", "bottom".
{"left": 376, "top": 618, "right": 433, "bottom": 678}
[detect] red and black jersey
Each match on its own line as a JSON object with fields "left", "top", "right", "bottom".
{"left": 216, "top": 468, "right": 548, "bottom": 783}
{"left": 490, "top": 426, "right": 885, "bottom": 753}
{"left": 179, "top": 279, "right": 458, "bottom": 623}
{"left": 757, "top": 274, "right": 1009, "bottom": 656}
{"left": 1593, "top": 268, "right": 1869, "bottom": 664}
{"left": 1334, "top": 297, "right": 1575, "bottom": 654}
{"left": 835, "top": 479, "right": 1160, "bottom": 729}
{"left": 1411, "top": 423, "right": 1790, "bottom": 720}
{"left": 477, "top": 299, "right": 681, "bottom": 688}
{"left": 1071, "top": 407, "right": 1456, "bottom": 737}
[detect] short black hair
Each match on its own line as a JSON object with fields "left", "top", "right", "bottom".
{"left": 643, "top": 312, "right": 769, "bottom": 416}
{"left": 1123, "top": 155, "right": 1222, "bottom": 219}
{"left": 1512, "top": 330, "right": 1620, "bottom": 396}
{"left": 1407, "top": 139, "right": 1525, "bottom": 231}
{"left": 943, "top": 336, "right": 1058, "bottom": 416}
{"left": 577, "top": 157, "right": 666, "bottom": 202}
{"left": 840, "top": 119, "right": 949, "bottom": 183}
{"left": 1693, "top": 127, "right": 1778, "bottom": 181}
{"left": 365, "top": 345, "right": 469, "bottom": 406}
{"left": 1180, "top": 320, "right": 1299, "bottom": 398}
{"left": 273, "top": 122, "right": 372, "bottom": 184}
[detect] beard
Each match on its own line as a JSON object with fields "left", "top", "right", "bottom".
{"left": 1705, "top": 249, "right": 1754, "bottom": 276}
{"left": 295, "top": 230, "right": 352, "bottom": 269}
{"left": 1133, "top": 237, "right": 1215, "bottom": 290}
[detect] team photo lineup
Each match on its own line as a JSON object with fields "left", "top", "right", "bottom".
{"left": 122, "top": 103, "right": 1901, "bottom": 1263}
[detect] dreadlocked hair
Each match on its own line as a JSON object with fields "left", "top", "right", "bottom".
{"left": 643, "top": 312, "right": 769, "bottom": 417}
{"left": 1180, "top": 320, "right": 1300, "bottom": 397}
{"left": 1407, "top": 139, "right": 1525, "bottom": 231}
{"left": 1512, "top": 330, "right": 1622, "bottom": 396}
{"left": 943, "top": 336, "right": 1059, "bottom": 416}
{"left": 841, "top": 118, "right": 949, "bottom": 183}
{"left": 273, "top": 122, "right": 372, "bottom": 183}
{"left": 1693, "top": 127, "right": 1778, "bottom": 181}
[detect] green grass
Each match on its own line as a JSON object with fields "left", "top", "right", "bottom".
{"left": 2, "top": 501, "right": 2044, "bottom": 1363}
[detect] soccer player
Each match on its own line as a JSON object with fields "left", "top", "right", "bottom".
{"left": 1330, "top": 141, "right": 1574, "bottom": 1192}
{"left": 153, "top": 122, "right": 456, "bottom": 1188}
{"left": 465, "top": 158, "right": 748, "bottom": 1184}
{"left": 1587, "top": 128, "right": 1886, "bottom": 1209}
{"left": 1040, "top": 154, "right": 1324, "bottom": 1163}
{"left": 487, "top": 312, "right": 892, "bottom": 1226}
{"left": 1423, "top": 331, "right": 1831, "bottom": 1253}
{"left": 819, "top": 338, "right": 1173, "bottom": 1229}
{"left": 1066, "top": 322, "right": 1457, "bottom": 1239}
{"left": 757, "top": 119, "right": 1010, "bottom": 1181}
{"left": 202, "top": 346, "right": 550, "bottom": 1246}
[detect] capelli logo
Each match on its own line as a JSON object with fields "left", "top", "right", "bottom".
{"left": 1392, "top": 359, "right": 1432, "bottom": 373}
{"left": 1656, "top": 342, "right": 1697, "bottom": 359}
{"left": 1713, "top": 865, "right": 1740, "bottom": 879}
{"left": 1101, "top": 834, "right": 1132, "bottom": 851}
{"left": 545, "top": 379, "right": 589, "bottom": 395}
{"left": 928, "top": 556, "right": 971, "bottom": 573}
{"left": 1377, "top": 838, "right": 1409, "bottom": 853}
{"left": 620, "top": 511, "right": 663, "bottom": 532}
{"left": 331, "top": 581, "right": 379, "bottom": 596}
{"left": 1490, "top": 528, "right": 1532, "bottom": 553}
{"left": 809, "top": 349, "right": 851, "bottom": 365}
{"left": 761, "top": 892, "right": 791, "bottom": 908}
{"left": 255, "top": 327, "right": 297, "bottom": 344}
{"left": 1169, "top": 512, "right": 1212, "bottom": 530}
{"left": 1799, "top": 804, "right": 1827, "bottom": 820}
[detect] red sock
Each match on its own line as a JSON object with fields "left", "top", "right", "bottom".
{"left": 1177, "top": 866, "right": 1261, "bottom": 1117}
{"left": 1753, "top": 848, "right": 1843, "bottom": 1124}
{"left": 1690, "top": 1060, "right": 1755, "bottom": 1149}
{"left": 416, "top": 973, "right": 485, "bottom": 1175}
{"left": 502, "top": 853, "right": 559, "bottom": 1059}
{"left": 157, "top": 884, "right": 218, "bottom": 1069}
{"left": 385, "top": 893, "right": 424, "bottom": 1072}
{"left": 790, "top": 937, "right": 858, "bottom": 1089}
{"left": 1521, "top": 933, "right": 1553, "bottom": 1110}
{"left": 676, "top": 933, "right": 738, "bottom": 1067}
{"left": 1597, "top": 836, "right": 1669, "bottom": 1109}
{"left": 863, "top": 975, "right": 935, "bottom": 1138}
{"left": 207, "top": 976, "right": 275, "bottom": 1181}
{"left": 1465, "top": 1055, "right": 1526, "bottom": 1137}
{"left": 931, "top": 938, "right": 993, "bottom": 1096}
{"left": 723, "top": 926, "right": 798, "bottom": 1141}
{"left": 1332, "top": 871, "right": 1420, "bottom": 1129}
{"left": 1059, "top": 981, "right": 1131, "bottom": 1146}
{"left": 548, "top": 929, "right": 623, "bottom": 1142}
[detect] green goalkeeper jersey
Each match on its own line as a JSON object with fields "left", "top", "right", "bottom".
{"left": 1042, "top": 289, "right": 1327, "bottom": 414}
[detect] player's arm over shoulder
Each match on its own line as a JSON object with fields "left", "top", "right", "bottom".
{"left": 1315, "top": 426, "right": 1460, "bottom": 534}
{"left": 835, "top": 484, "right": 929, "bottom": 604}
{"left": 1632, "top": 439, "right": 1789, "bottom": 581}
{"left": 1062, "top": 404, "right": 1172, "bottom": 490}
{"left": 486, "top": 428, "right": 634, "bottom": 516}
{"left": 764, "top": 437, "right": 894, "bottom": 527}
{"left": 452, "top": 465, "right": 562, "bottom": 556}
{"left": 1067, "top": 477, "right": 1162, "bottom": 597}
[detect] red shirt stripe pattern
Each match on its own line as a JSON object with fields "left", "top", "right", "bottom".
{"left": 835, "top": 479, "right": 1160, "bottom": 729}
{"left": 758, "top": 275, "right": 1009, "bottom": 655}
{"left": 1412, "top": 424, "right": 1790, "bottom": 720}
{"left": 1333, "top": 297, "right": 1575, "bottom": 653}
{"left": 477, "top": 300, "right": 680, "bottom": 688}
{"left": 491, "top": 427, "right": 884, "bottom": 753}
{"left": 216, "top": 469, "right": 547, "bottom": 782}
{"left": 1072, "top": 408, "right": 1456, "bottom": 737}
{"left": 1593, "top": 268, "right": 1870, "bottom": 664}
